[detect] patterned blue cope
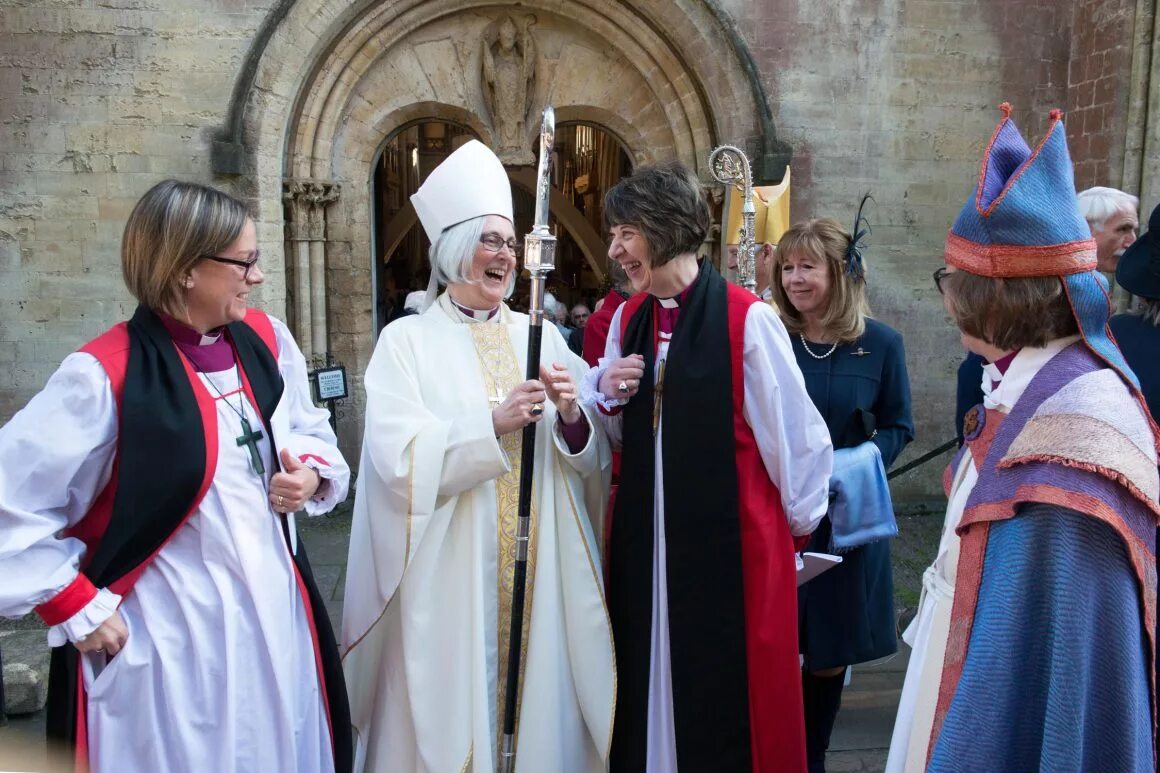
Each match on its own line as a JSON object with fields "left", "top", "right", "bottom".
{"left": 929, "top": 505, "right": 1152, "bottom": 772}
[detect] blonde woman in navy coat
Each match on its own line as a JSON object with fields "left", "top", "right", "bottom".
{"left": 771, "top": 215, "right": 914, "bottom": 773}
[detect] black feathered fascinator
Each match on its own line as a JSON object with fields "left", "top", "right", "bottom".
{"left": 846, "top": 193, "right": 872, "bottom": 282}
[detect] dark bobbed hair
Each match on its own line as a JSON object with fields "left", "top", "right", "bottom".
{"left": 602, "top": 161, "right": 710, "bottom": 267}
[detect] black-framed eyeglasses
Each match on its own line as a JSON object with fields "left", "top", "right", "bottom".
{"left": 203, "top": 252, "right": 261, "bottom": 279}
{"left": 479, "top": 234, "right": 522, "bottom": 257}
{"left": 933, "top": 266, "right": 950, "bottom": 295}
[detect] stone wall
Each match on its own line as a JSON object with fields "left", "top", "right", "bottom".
{"left": 0, "top": 0, "right": 280, "bottom": 423}
{"left": 1, "top": 0, "right": 1154, "bottom": 504}
{"left": 1068, "top": 0, "right": 1138, "bottom": 190}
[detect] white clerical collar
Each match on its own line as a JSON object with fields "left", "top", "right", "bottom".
{"left": 983, "top": 334, "right": 1081, "bottom": 411}
{"left": 658, "top": 297, "right": 680, "bottom": 309}
{"left": 199, "top": 331, "right": 222, "bottom": 346}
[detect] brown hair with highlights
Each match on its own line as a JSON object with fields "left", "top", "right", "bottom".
{"left": 602, "top": 161, "right": 710, "bottom": 268}
{"left": 942, "top": 270, "right": 1078, "bottom": 350}
{"left": 121, "top": 179, "right": 251, "bottom": 315}
{"left": 771, "top": 217, "right": 870, "bottom": 343}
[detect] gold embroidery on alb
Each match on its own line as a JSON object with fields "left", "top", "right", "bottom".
{"left": 467, "top": 322, "right": 539, "bottom": 761}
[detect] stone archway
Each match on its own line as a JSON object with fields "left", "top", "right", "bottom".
{"left": 223, "top": 0, "right": 792, "bottom": 449}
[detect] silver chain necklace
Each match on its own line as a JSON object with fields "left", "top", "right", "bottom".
{"left": 799, "top": 332, "right": 838, "bottom": 359}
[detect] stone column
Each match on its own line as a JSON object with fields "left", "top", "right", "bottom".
{"left": 283, "top": 179, "right": 341, "bottom": 361}
{"left": 1123, "top": 0, "right": 1159, "bottom": 212}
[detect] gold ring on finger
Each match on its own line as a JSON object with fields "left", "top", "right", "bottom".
{"left": 530, "top": 403, "right": 544, "bottom": 417}
{"left": 278, "top": 495, "right": 284, "bottom": 508}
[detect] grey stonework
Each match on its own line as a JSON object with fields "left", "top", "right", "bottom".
{"left": 1, "top": 0, "right": 1156, "bottom": 503}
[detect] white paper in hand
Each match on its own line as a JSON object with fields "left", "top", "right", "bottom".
{"left": 796, "top": 552, "right": 843, "bottom": 587}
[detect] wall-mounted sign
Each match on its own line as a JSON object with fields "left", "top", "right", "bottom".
{"left": 314, "top": 365, "right": 348, "bottom": 402}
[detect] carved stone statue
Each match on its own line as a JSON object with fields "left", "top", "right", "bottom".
{"left": 481, "top": 15, "right": 537, "bottom": 165}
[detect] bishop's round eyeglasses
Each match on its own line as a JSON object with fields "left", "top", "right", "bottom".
{"left": 479, "top": 234, "right": 522, "bottom": 258}
{"left": 202, "top": 252, "right": 261, "bottom": 279}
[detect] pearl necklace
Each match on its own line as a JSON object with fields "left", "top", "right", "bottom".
{"left": 799, "top": 332, "right": 838, "bottom": 359}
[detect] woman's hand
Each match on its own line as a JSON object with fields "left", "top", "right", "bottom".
{"left": 75, "top": 610, "right": 128, "bottom": 656}
{"left": 599, "top": 354, "right": 645, "bottom": 400}
{"left": 541, "top": 362, "right": 581, "bottom": 425}
{"left": 492, "top": 380, "right": 548, "bottom": 436}
{"left": 270, "top": 448, "right": 322, "bottom": 513}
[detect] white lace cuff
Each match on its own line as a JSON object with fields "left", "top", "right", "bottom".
{"left": 47, "top": 588, "right": 122, "bottom": 647}
{"left": 303, "top": 457, "right": 340, "bottom": 516}
{"left": 580, "top": 358, "right": 627, "bottom": 412}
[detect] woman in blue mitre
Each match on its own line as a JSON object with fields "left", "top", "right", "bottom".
{"left": 888, "top": 103, "right": 1158, "bottom": 772}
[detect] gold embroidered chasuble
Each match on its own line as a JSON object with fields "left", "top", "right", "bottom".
{"left": 341, "top": 293, "right": 615, "bottom": 773}
{"left": 465, "top": 318, "right": 540, "bottom": 759}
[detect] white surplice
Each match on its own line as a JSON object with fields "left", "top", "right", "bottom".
{"left": 581, "top": 298, "right": 833, "bottom": 772}
{"left": 0, "top": 317, "right": 350, "bottom": 773}
{"left": 341, "top": 294, "right": 615, "bottom": 773}
{"left": 885, "top": 336, "right": 1079, "bottom": 773}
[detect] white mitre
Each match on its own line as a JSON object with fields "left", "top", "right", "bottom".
{"left": 410, "top": 139, "right": 513, "bottom": 243}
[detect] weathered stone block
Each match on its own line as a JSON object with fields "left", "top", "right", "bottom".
{"left": 1, "top": 630, "right": 49, "bottom": 716}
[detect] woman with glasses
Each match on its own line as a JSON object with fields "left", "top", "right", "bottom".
{"left": 342, "top": 140, "right": 614, "bottom": 772}
{"left": 771, "top": 215, "right": 914, "bottom": 773}
{"left": 889, "top": 106, "right": 1156, "bottom": 773}
{"left": 0, "top": 179, "right": 352, "bottom": 771}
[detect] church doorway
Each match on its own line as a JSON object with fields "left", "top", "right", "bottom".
{"left": 371, "top": 118, "right": 633, "bottom": 332}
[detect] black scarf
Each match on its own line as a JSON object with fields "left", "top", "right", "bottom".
{"left": 609, "top": 260, "right": 753, "bottom": 771}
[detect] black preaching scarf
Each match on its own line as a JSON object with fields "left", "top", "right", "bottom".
{"left": 46, "top": 306, "right": 352, "bottom": 773}
{"left": 608, "top": 259, "right": 753, "bottom": 772}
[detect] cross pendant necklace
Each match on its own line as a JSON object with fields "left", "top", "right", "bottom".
{"left": 235, "top": 415, "right": 266, "bottom": 476}
{"left": 198, "top": 363, "right": 265, "bottom": 476}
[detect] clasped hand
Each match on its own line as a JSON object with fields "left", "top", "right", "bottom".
{"left": 599, "top": 353, "right": 645, "bottom": 400}
{"left": 270, "top": 448, "right": 322, "bottom": 513}
{"left": 75, "top": 610, "right": 128, "bottom": 656}
{"left": 492, "top": 363, "right": 583, "bottom": 437}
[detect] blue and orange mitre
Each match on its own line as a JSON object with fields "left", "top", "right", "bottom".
{"left": 946, "top": 102, "right": 1140, "bottom": 393}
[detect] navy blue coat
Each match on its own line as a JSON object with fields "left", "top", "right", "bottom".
{"left": 1110, "top": 312, "right": 1160, "bottom": 421}
{"left": 794, "top": 318, "right": 915, "bottom": 669}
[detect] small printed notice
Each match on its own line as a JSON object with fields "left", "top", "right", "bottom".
{"left": 796, "top": 552, "right": 843, "bottom": 587}
{"left": 315, "top": 366, "right": 348, "bottom": 401}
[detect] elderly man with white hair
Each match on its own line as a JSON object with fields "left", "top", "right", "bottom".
{"left": 1076, "top": 186, "right": 1139, "bottom": 272}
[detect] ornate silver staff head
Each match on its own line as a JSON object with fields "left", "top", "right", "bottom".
{"left": 523, "top": 106, "right": 556, "bottom": 275}
{"left": 709, "top": 144, "right": 756, "bottom": 293}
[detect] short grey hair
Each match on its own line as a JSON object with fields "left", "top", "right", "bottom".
{"left": 428, "top": 215, "right": 515, "bottom": 299}
{"left": 1077, "top": 187, "right": 1139, "bottom": 231}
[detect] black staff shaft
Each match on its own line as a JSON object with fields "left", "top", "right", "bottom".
{"left": 501, "top": 282, "right": 546, "bottom": 772}
{"left": 501, "top": 103, "right": 555, "bottom": 773}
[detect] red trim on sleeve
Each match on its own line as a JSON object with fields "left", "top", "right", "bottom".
{"left": 297, "top": 453, "right": 331, "bottom": 467}
{"left": 34, "top": 574, "right": 99, "bottom": 627}
{"left": 597, "top": 403, "right": 623, "bottom": 416}
{"left": 793, "top": 535, "right": 811, "bottom": 553}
